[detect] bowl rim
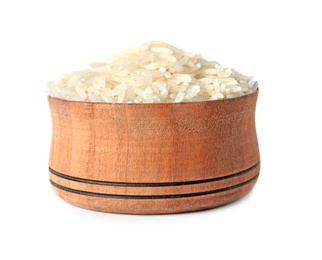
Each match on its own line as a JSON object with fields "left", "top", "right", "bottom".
{"left": 48, "top": 85, "right": 258, "bottom": 106}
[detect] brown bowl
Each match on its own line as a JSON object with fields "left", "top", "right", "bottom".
{"left": 48, "top": 89, "right": 260, "bottom": 214}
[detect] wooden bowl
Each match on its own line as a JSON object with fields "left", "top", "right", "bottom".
{"left": 48, "top": 90, "right": 260, "bottom": 214}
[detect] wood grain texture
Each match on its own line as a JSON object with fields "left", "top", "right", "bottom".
{"left": 48, "top": 90, "right": 260, "bottom": 214}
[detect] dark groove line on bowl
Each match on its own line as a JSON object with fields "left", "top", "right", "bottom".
{"left": 49, "top": 161, "right": 260, "bottom": 187}
{"left": 50, "top": 173, "right": 259, "bottom": 200}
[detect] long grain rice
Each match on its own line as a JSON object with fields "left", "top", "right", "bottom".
{"left": 47, "top": 41, "right": 257, "bottom": 103}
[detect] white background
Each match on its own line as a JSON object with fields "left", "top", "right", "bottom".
{"left": 1, "top": 0, "right": 321, "bottom": 259}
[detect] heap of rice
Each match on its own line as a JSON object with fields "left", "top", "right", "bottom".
{"left": 47, "top": 41, "right": 257, "bottom": 103}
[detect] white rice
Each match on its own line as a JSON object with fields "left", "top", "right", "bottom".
{"left": 47, "top": 41, "right": 257, "bottom": 103}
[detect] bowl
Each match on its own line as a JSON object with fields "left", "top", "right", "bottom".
{"left": 48, "top": 89, "right": 260, "bottom": 214}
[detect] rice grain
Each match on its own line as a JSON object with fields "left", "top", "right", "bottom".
{"left": 47, "top": 41, "right": 257, "bottom": 103}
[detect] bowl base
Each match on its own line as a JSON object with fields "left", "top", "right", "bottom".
{"left": 50, "top": 171, "right": 259, "bottom": 214}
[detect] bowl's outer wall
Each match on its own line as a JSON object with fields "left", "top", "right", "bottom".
{"left": 48, "top": 91, "right": 260, "bottom": 214}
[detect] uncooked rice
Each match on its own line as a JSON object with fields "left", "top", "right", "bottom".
{"left": 47, "top": 41, "right": 257, "bottom": 103}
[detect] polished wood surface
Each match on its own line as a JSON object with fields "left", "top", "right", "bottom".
{"left": 48, "top": 90, "right": 259, "bottom": 214}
